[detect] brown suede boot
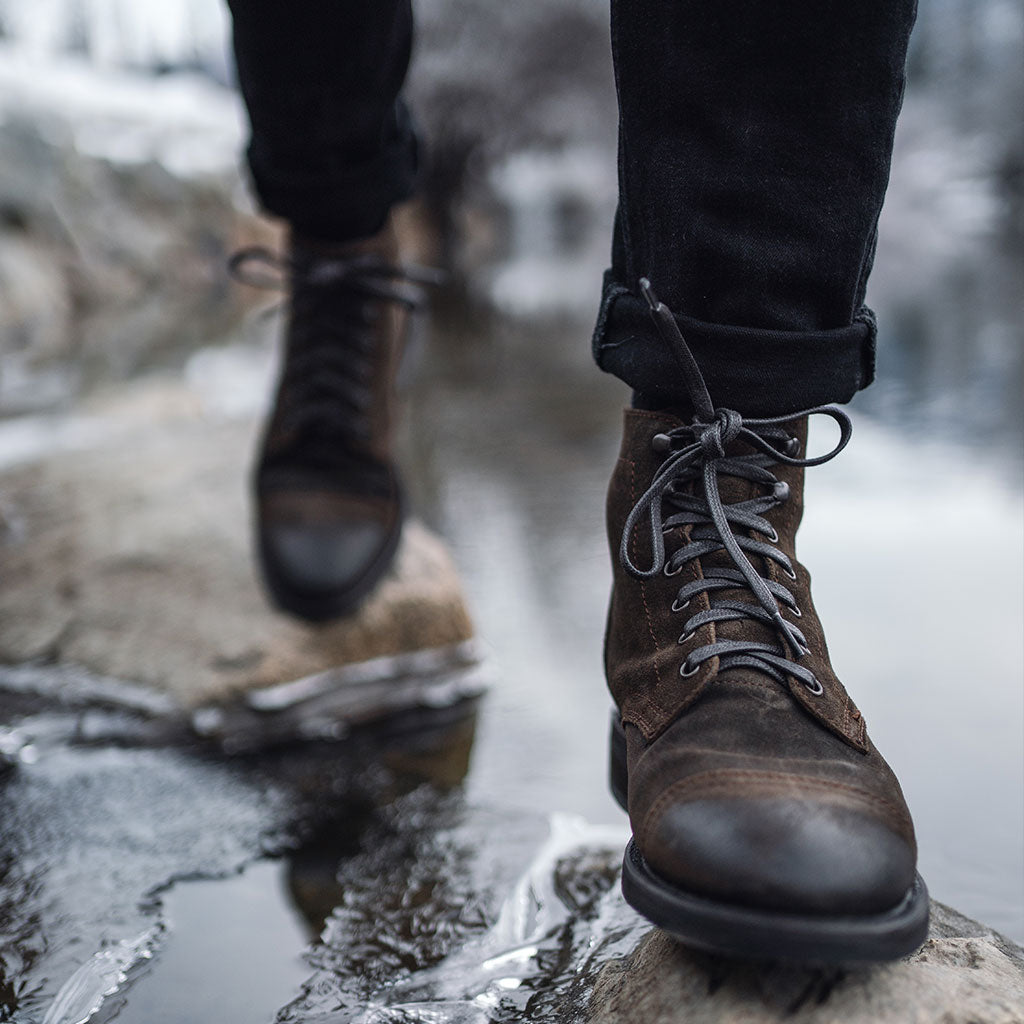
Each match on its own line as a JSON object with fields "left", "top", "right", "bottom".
{"left": 241, "top": 221, "right": 435, "bottom": 621}
{"left": 604, "top": 282, "right": 928, "bottom": 963}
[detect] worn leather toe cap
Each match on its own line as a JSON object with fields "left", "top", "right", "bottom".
{"left": 644, "top": 795, "right": 916, "bottom": 916}
{"left": 261, "top": 518, "right": 392, "bottom": 596}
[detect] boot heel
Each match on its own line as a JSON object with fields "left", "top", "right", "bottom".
{"left": 608, "top": 712, "right": 628, "bottom": 812}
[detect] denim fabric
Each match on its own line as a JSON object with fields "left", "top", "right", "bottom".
{"left": 595, "top": 274, "right": 878, "bottom": 417}
{"left": 229, "top": 0, "right": 917, "bottom": 413}
{"left": 598, "top": 0, "right": 917, "bottom": 413}
{"left": 227, "top": 0, "right": 418, "bottom": 243}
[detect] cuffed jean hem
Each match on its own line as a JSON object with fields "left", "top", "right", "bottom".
{"left": 592, "top": 272, "right": 877, "bottom": 417}
{"left": 245, "top": 114, "right": 419, "bottom": 243}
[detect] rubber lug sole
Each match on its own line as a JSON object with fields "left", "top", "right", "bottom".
{"left": 608, "top": 712, "right": 930, "bottom": 964}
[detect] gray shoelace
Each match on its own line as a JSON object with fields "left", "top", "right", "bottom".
{"left": 229, "top": 247, "right": 441, "bottom": 443}
{"left": 619, "top": 279, "right": 853, "bottom": 695}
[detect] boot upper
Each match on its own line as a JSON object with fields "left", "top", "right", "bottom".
{"left": 236, "top": 222, "right": 435, "bottom": 617}
{"left": 606, "top": 406, "right": 918, "bottom": 914}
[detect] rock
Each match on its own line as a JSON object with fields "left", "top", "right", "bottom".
{"left": 0, "top": 371, "right": 480, "bottom": 740}
{"left": 588, "top": 901, "right": 1024, "bottom": 1024}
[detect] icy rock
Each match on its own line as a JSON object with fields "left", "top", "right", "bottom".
{"left": 0, "top": 370, "right": 477, "bottom": 716}
{"left": 588, "top": 901, "right": 1024, "bottom": 1024}
{"left": 41, "top": 929, "right": 159, "bottom": 1024}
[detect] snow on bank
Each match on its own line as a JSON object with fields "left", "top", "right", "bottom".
{"left": 0, "top": 0, "right": 230, "bottom": 78}
{"left": 0, "top": 43, "right": 243, "bottom": 179}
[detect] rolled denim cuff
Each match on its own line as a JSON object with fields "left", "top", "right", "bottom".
{"left": 592, "top": 271, "right": 877, "bottom": 417}
{"left": 244, "top": 103, "right": 419, "bottom": 243}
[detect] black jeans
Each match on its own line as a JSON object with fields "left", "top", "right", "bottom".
{"left": 228, "top": 0, "right": 917, "bottom": 417}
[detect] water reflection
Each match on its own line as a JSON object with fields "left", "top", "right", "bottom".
{"left": 275, "top": 801, "right": 631, "bottom": 1024}
{"left": 0, "top": 693, "right": 480, "bottom": 1024}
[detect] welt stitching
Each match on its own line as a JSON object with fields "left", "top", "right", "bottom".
{"left": 629, "top": 455, "right": 663, "bottom": 695}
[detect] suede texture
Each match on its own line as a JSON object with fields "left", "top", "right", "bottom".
{"left": 605, "top": 408, "right": 918, "bottom": 912}
{"left": 606, "top": 408, "right": 865, "bottom": 749}
{"left": 257, "top": 222, "right": 407, "bottom": 501}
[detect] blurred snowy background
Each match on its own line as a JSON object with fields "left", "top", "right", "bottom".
{"left": 0, "top": 0, "right": 1021, "bottom": 459}
{"left": 0, "top": 0, "right": 1021, "bottom": 418}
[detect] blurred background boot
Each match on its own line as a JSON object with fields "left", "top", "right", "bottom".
{"left": 254, "top": 219, "right": 429, "bottom": 622}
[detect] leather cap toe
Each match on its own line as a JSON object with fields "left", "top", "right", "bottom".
{"left": 261, "top": 518, "right": 390, "bottom": 595}
{"left": 645, "top": 795, "right": 916, "bottom": 915}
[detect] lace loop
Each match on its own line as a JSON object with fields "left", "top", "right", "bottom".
{"left": 230, "top": 245, "right": 442, "bottom": 459}
{"left": 229, "top": 246, "right": 444, "bottom": 309}
{"left": 619, "top": 278, "right": 854, "bottom": 692}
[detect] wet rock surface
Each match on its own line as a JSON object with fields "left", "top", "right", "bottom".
{"left": 0, "top": 403, "right": 474, "bottom": 704}
{"left": 0, "top": 371, "right": 480, "bottom": 746}
{"left": 590, "top": 904, "right": 1024, "bottom": 1024}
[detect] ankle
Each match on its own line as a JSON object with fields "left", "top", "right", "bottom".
{"left": 289, "top": 216, "right": 398, "bottom": 263}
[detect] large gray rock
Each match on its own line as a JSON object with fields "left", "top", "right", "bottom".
{"left": 588, "top": 901, "right": 1024, "bottom": 1024}
{"left": 0, "top": 370, "right": 480, "bottom": 744}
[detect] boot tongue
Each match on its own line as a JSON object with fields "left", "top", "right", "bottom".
{"left": 674, "top": 431, "right": 790, "bottom": 680}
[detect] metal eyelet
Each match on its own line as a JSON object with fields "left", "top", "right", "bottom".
{"left": 679, "top": 659, "right": 699, "bottom": 678}
{"left": 677, "top": 630, "right": 696, "bottom": 645}
{"left": 783, "top": 565, "right": 798, "bottom": 581}
{"left": 803, "top": 677, "right": 824, "bottom": 696}
{"left": 790, "top": 604, "right": 803, "bottom": 618}
{"left": 663, "top": 562, "right": 683, "bottom": 577}
{"left": 670, "top": 597, "right": 690, "bottom": 613}
{"left": 763, "top": 526, "right": 779, "bottom": 544}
